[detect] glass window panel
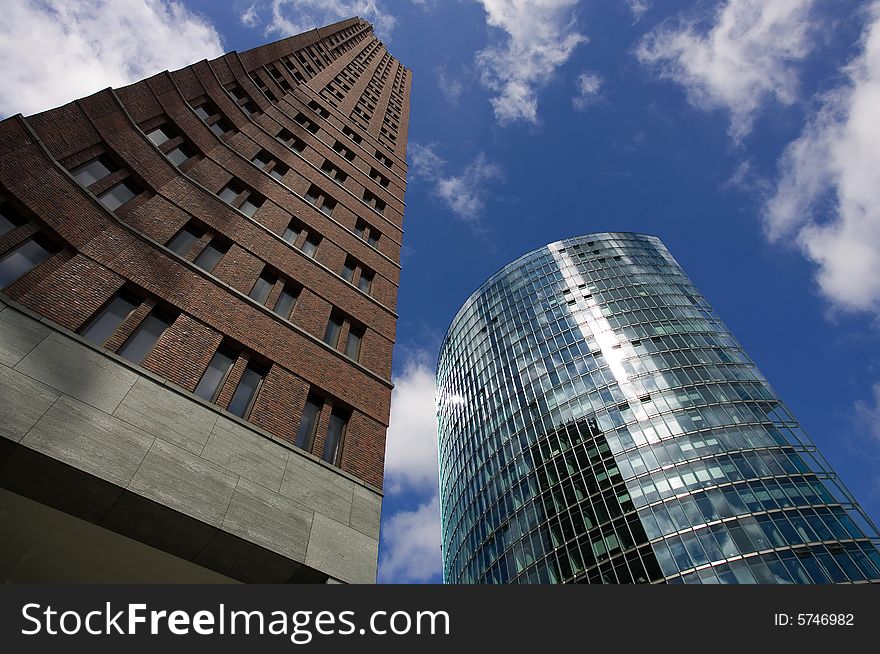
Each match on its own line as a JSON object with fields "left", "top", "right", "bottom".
{"left": 301, "top": 235, "right": 319, "bottom": 258}
{"left": 146, "top": 126, "right": 171, "bottom": 146}
{"left": 118, "top": 311, "right": 173, "bottom": 365}
{"left": 166, "top": 146, "right": 191, "bottom": 166}
{"left": 166, "top": 225, "right": 203, "bottom": 256}
{"left": 282, "top": 222, "right": 301, "bottom": 244}
{"left": 322, "top": 408, "right": 348, "bottom": 464}
{"left": 0, "top": 237, "right": 53, "bottom": 289}
{"left": 194, "top": 105, "right": 211, "bottom": 121}
{"left": 227, "top": 365, "right": 264, "bottom": 418}
{"left": 193, "top": 240, "right": 226, "bottom": 272}
{"left": 357, "top": 271, "right": 373, "bottom": 294}
{"left": 194, "top": 348, "right": 236, "bottom": 402}
{"left": 296, "top": 395, "right": 322, "bottom": 450}
{"left": 218, "top": 184, "right": 239, "bottom": 203}
{"left": 341, "top": 258, "right": 356, "bottom": 282}
{"left": 80, "top": 293, "right": 139, "bottom": 345}
{"left": 240, "top": 197, "right": 261, "bottom": 217}
{"left": 0, "top": 202, "right": 26, "bottom": 237}
{"left": 72, "top": 157, "right": 114, "bottom": 187}
{"left": 344, "top": 326, "right": 363, "bottom": 359}
{"left": 98, "top": 180, "right": 138, "bottom": 211}
{"left": 249, "top": 271, "right": 275, "bottom": 304}
{"left": 210, "top": 121, "right": 227, "bottom": 137}
{"left": 273, "top": 284, "right": 298, "bottom": 318}
{"left": 324, "top": 313, "right": 343, "bottom": 346}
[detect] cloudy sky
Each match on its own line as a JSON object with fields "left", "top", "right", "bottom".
{"left": 3, "top": 0, "right": 880, "bottom": 584}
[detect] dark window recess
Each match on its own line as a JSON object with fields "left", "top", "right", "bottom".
{"left": 375, "top": 150, "right": 393, "bottom": 168}
{"left": 98, "top": 179, "right": 141, "bottom": 212}
{"left": 357, "top": 269, "right": 374, "bottom": 294}
{"left": 194, "top": 101, "right": 234, "bottom": 137}
{"left": 362, "top": 190, "right": 386, "bottom": 215}
{"left": 282, "top": 219, "right": 302, "bottom": 245}
{"left": 294, "top": 113, "right": 319, "bottom": 134}
{"left": 344, "top": 324, "right": 364, "bottom": 360}
{"left": 226, "top": 84, "right": 260, "bottom": 116}
{"left": 369, "top": 167, "right": 390, "bottom": 188}
{"left": 193, "top": 239, "right": 228, "bottom": 273}
{"left": 194, "top": 346, "right": 237, "bottom": 402}
{"left": 143, "top": 120, "right": 198, "bottom": 166}
{"left": 166, "top": 224, "right": 205, "bottom": 256}
{"left": 227, "top": 362, "right": 265, "bottom": 419}
{"left": 322, "top": 408, "right": 349, "bottom": 465}
{"left": 304, "top": 185, "right": 336, "bottom": 216}
{"left": 249, "top": 268, "right": 277, "bottom": 305}
{"left": 252, "top": 150, "right": 289, "bottom": 181}
{"left": 342, "top": 126, "right": 362, "bottom": 144}
{"left": 80, "top": 292, "right": 140, "bottom": 345}
{"left": 0, "top": 235, "right": 56, "bottom": 289}
{"left": 323, "top": 312, "right": 344, "bottom": 347}
{"left": 0, "top": 199, "right": 27, "bottom": 237}
{"left": 301, "top": 233, "right": 321, "bottom": 258}
{"left": 321, "top": 160, "right": 347, "bottom": 183}
{"left": 341, "top": 257, "right": 356, "bottom": 282}
{"left": 276, "top": 128, "right": 305, "bottom": 153}
{"left": 71, "top": 156, "right": 117, "bottom": 187}
{"left": 308, "top": 100, "right": 330, "bottom": 118}
{"left": 166, "top": 143, "right": 196, "bottom": 167}
{"left": 354, "top": 219, "right": 380, "bottom": 247}
{"left": 295, "top": 393, "right": 322, "bottom": 451}
{"left": 273, "top": 283, "right": 299, "bottom": 319}
{"left": 218, "top": 179, "right": 264, "bottom": 218}
{"left": 118, "top": 309, "right": 175, "bottom": 365}
{"left": 333, "top": 141, "right": 355, "bottom": 161}
{"left": 146, "top": 125, "right": 172, "bottom": 147}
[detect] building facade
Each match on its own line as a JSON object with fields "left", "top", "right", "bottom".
{"left": 0, "top": 18, "right": 410, "bottom": 583}
{"left": 437, "top": 232, "right": 880, "bottom": 584}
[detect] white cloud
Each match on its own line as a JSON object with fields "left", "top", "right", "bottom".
{"left": 625, "top": 0, "right": 652, "bottom": 23}
{"left": 241, "top": 3, "right": 259, "bottom": 27}
{"left": 763, "top": 2, "right": 880, "bottom": 314}
{"left": 0, "top": 0, "right": 224, "bottom": 118}
{"left": 378, "top": 494, "right": 442, "bottom": 583}
{"left": 636, "top": 0, "right": 816, "bottom": 141}
{"left": 383, "top": 350, "right": 439, "bottom": 495}
{"left": 267, "top": 0, "right": 396, "bottom": 40}
{"left": 436, "top": 65, "right": 464, "bottom": 104}
{"left": 409, "top": 143, "right": 502, "bottom": 224}
{"left": 572, "top": 71, "right": 603, "bottom": 110}
{"left": 474, "top": 0, "right": 587, "bottom": 124}
{"left": 855, "top": 383, "right": 880, "bottom": 445}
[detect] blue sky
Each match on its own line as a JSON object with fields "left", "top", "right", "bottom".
{"left": 3, "top": 0, "right": 880, "bottom": 584}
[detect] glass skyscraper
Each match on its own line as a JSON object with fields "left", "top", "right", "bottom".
{"left": 437, "top": 232, "right": 880, "bottom": 584}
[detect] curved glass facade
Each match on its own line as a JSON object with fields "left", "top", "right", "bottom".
{"left": 437, "top": 232, "right": 880, "bottom": 584}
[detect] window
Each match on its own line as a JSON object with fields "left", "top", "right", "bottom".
{"left": 354, "top": 219, "right": 380, "bottom": 248}
{"left": 357, "top": 268, "right": 374, "bottom": 294}
{"left": 341, "top": 256, "right": 356, "bottom": 282}
{"left": 304, "top": 185, "right": 337, "bottom": 216}
{"left": 194, "top": 101, "right": 234, "bottom": 137}
{"left": 369, "top": 167, "right": 390, "bottom": 188}
{"left": 308, "top": 100, "right": 330, "bottom": 118}
{"left": 71, "top": 156, "right": 116, "bottom": 187}
{"left": 0, "top": 199, "right": 26, "bottom": 237}
{"left": 167, "top": 224, "right": 205, "bottom": 256}
{"left": 321, "top": 160, "right": 348, "bottom": 183}
{"left": 166, "top": 143, "right": 196, "bottom": 166}
{"left": 118, "top": 309, "right": 175, "bottom": 365}
{"left": 375, "top": 150, "right": 393, "bottom": 168}
{"left": 294, "top": 112, "right": 319, "bottom": 134}
{"left": 344, "top": 324, "right": 363, "bottom": 360}
{"left": 226, "top": 84, "right": 260, "bottom": 116}
{"left": 323, "top": 312, "right": 343, "bottom": 347}
{"left": 193, "top": 238, "right": 228, "bottom": 273}
{"left": 80, "top": 292, "right": 139, "bottom": 345}
{"left": 301, "top": 233, "right": 321, "bottom": 258}
{"left": 143, "top": 119, "right": 199, "bottom": 167}
{"left": 276, "top": 128, "right": 305, "bottom": 153}
{"left": 252, "top": 150, "right": 289, "bottom": 181}
{"left": 146, "top": 125, "right": 172, "bottom": 147}
{"left": 218, "top": 179, "right": 264, "bottom": 218}
{"left": 295, "top": 393, "right": 322, "bottom": 450}
{"left": 362, "top": 190, "right": 386, "bottom": 215}
{"left": 322, "top": 407, "right": 349, "bottom": 465}
{"left": 0, "top": 236, "right": 56, "bottom": 289}
{"left": 273, "top": 283, "right": 299, "bottom": 319}
{"left": 333, "top": 140, "right": 355, "bottom": 162}
{"left": 194, "top": 346, "right": 236, "bottom": 402}
{"left": 249, "top": 268, "right": 277, "bottom": 304}
{"left": 342, "top": 126, "right": 362, "bottom": 144}
{"left": 98, "top": 180, "right": 140, "bottom": 212}
{"left": 282, "top": 219, "right": 301, "bottom": 245}
{"left": 227, "top": 362, "right": 265, "bottom": 418}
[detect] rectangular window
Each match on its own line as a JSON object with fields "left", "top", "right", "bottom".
{"left": 341, "top": 257, "right": 356, "bottom": 282}
{"left": 295, "top": 394, "right": 322, "bottom": 451}
{"left": 146, "top": 126, "right": 172, "bottom": 147}
{"left": 308, "top": 100, "right": 330, "bottom": 118}
{"left": 344, "top": 324, "right": 363, "bottom": 360}
{"left": 367, "top": 229, "right": 380, "bottom": 247}
{"left": 98, "top": 180, "right": 140, "bottom": 211}
{"left": 357, "top": 269, "right": 373, "bottom": 294}
{"left": 355, "top": 219, "right": 380, "bottom": 247}
{"left": 282, "top": 220, "right": 301, "bottom": 244}
{"left": 369, "top": 167, "right": 390, "bottom": 188}
{"left": 166, "top": 143, "right": 195, "bottom": 166}
{"left": 195, "top": 101, "right": 234, "bottom": 137}
{"left": 294, "top": 113, "right": 319, "bottom": 134}
{"left": 363, "top": 190, "right": 386, "bottom": 215}
{"left": 333, "top": 141, "right": 355, "bottom": 161}
{"left": 218, "top": 181, "right": 242, "bottom": 204}
{"left": 252, "top": 150, "right": 289, "bottom": 181}
{"left": 323, "top": 312, "right": 343, "bottom": 347}
{"left": 239, "top": 193, "right": 264, "bottom": 218}
{"left": 375, "top": 150, "right": 393, "bottom": 168}
{"left": 301, "top": 233, "right": 321, "bottom": 258}
{"left": 276, "top": 128, "right": 305, "bottom": 153}
{"left": 227, "top": 363, "right": 265, "bottom": 418}
{"left": 321, "top": 160, "right": 348, "bottom": 183}
{"left": 118, "top": 309, "right": 174, "bottom": 365}
{"left": 80, "top": 292, "right": 139, "bottom": 345}
{"left": 273, "top": 283, "right": 299, "bottom": 319}
{"left": 193, "top": 239, "right": 228, "bottom": 273}
{"left": 0, "top": 200, "right": 26, "bottom": 237}
{"left": 304, "top": 185, "right": 336, "bottom": 216}
{"left": 322, "top": 408, "right": 349, "bottom": 465}
{"left": 226, "top": 84, "right": 259, "bottom": 116}
{"left": 249, "top": 268, "right": 276, "bottom": 305}
{"left": 71, "top": 156, "right": 116, "bottom": 187}
{"left": 342, "top": 126, "right": 362, "bottom": 144}
{"left": 0, "top": 236, "right": 55, "bottom": 289}
{"left": 194, "top": 347, "right": 236, "bottom": 402}
{"left": 167, "top": 224, "right": 205, "bottom": 256}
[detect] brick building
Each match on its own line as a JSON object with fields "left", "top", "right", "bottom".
{"left": 0, "top": 17, "right": 410, "bottom": 583}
